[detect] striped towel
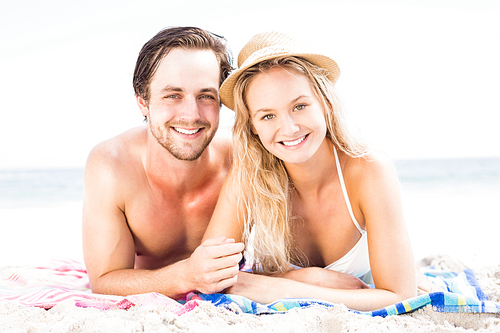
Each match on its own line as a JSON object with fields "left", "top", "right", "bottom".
{"left": 0, "top": 259, "right": 198, "bottom": 315}
{"left": 1, "top": 259, "right": 499, "bottom": 316}
{"left": 194, "top": 267, "right": 500, "bottom": 316}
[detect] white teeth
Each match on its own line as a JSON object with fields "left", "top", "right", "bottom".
{"left": 281, "top": 135, "right": 306, "bottom": 146}
{"left": 174, "top": 127, "right": 199, "bottom": 135}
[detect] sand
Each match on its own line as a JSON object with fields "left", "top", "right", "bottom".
{"left": 0, "top": 254, "right": 499, "bottom": 333}
{"left": 1, "top": 177, "right": 499, "bottom": 332}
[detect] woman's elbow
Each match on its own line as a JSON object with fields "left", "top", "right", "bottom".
{"left": 394, "top": 282, "right": 418, "bottom": 302}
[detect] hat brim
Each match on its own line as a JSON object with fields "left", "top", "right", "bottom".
{"left": 219, "top": 51, "right": 340, "bottom": 111}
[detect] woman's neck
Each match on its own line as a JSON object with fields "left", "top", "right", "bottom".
{"left": 284, "top": 139, "right": 339, "bottom": 197}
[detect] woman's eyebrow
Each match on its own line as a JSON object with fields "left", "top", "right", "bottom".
{"left": 252, "top": 95, "right": 311, "bottom": 118}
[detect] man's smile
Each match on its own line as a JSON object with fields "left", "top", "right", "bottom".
{"left": 172, "top": 127, "right": 202, "bottom": 135}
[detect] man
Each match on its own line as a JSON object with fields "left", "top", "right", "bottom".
{"left": 82, "top": 27, "right": 244, "bottom": 300}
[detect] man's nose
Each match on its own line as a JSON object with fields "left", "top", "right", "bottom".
{"left": 178, "top": 96, "right": 201, "bottom": 121}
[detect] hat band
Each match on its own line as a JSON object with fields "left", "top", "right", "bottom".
{"left": 240, "top": 45, "right": 302, "bottom": 68}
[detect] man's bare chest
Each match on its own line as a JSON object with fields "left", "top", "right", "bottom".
{"left": 124, "top": 186, "right": 220, "bottom": 268}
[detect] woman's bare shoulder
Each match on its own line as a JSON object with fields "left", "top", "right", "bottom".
{"left": 343, "top": 150, "right": 399, "bottom": 193}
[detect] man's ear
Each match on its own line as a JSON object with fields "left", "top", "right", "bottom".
{"left": 136, "top": 95, "right": 149, "bottom": 117}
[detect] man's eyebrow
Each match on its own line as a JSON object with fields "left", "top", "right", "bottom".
{"left": 200, "top": 87, "right": 218, "bottom": 95}
{"left": 159, "top": 86, "right": 218, "bottom": 95}
{"left": 160, "top": 85, "right": 183, "bottom": 93}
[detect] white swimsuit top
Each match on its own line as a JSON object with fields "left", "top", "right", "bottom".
{"left": 290, "top": 146, "right": 371, "bottom": 282}
{"left": 325, "top": 146, "right": 371, "bottom": 280}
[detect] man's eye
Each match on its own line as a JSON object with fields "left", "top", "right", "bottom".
{"left": 201, "top": 95, "right": 216, "bottom": 100}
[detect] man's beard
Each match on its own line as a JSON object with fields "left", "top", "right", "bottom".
{"left": 150, "top": 120, "right": 217, "bottom": 161}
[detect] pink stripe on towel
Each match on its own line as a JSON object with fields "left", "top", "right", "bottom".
{"left": 0, "top": 259, "right": 200, "bottom": 314}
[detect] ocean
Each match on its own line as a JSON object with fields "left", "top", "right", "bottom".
{"left": 395, "top": 158, "right": 500, "bottom": 266}
{"left": 0, "top": 169, "right": 84, "bottom": 209}
{"left": 0, "top": 168, "right": 85, "bottom": 266}
{"left": 0, "top": 157, "right": 499, "bottom": 267}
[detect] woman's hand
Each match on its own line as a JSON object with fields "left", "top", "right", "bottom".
{"left": 224, "top": 272, "right": 289, "bottom": 303}
{"left": 275, "top": 267, "right": 370, "bottom": 290}
{"left": 224, "top": 269, "right": 369, "bottom": 304}
{"left": 416, "top": 267, "right": 442, "bottom": 295}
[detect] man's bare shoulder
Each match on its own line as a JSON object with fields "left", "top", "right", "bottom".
{"left": 86, "top": 127, "right": 146, "bottom": 168}
{"left": 84, "top": 126, "right": 147, "bottom": 185}
{"left": 209, "top": 134, "right": 232, "bottom": 169}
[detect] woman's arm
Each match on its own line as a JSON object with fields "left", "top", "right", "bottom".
{"left": 227, "top": 272, "right": 405, "bottom": 311}
{"left": 355, "top": 152, "right": 417, "bottom": 301}
{"left": 224, "top": 153, "right": 417, "bottom": 311}
{"left": 274, "top": 267, "right": 370, "bottom": 289}
{"left": 203, "top": 173, "right": 245, "bottom": 244}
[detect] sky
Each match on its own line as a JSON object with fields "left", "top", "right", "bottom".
{"left": 1, "top": 0, "right": 499, "bottom": 170}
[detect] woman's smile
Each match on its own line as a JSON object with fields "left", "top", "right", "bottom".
{"left": 280, "top": 133, "right": 309, "bottom": 147}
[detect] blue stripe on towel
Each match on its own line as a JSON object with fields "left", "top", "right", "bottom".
{"left": 464, "top": 268, "right": 487, "bottom": 301}
{"left": 196, "top": 268, "right": 500, "bottom": 316}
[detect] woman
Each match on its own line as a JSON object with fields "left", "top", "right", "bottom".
{"left": 204, "top": 31, "right": 423, "bottom": 311}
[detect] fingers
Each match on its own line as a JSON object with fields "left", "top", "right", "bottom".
{"left": 204, "top": 242, "right": 245, "bottom": 260}
{"left": 198, "top": 237, "right": 245, "bottom": 262}
{"left": 190, "top": 239, "right": 244, "bottom": 273}
{"left": 201, "top": 236, "right": 235, "bottom": 247}
{"left": 186, "top": 237, "right": 245, "bottom": 294}
{"left": 211, "top": 267, "right": 241, "bottom": 294}
{"left": 205, "top": 252, "right": 243, "bottom": 272}
{"left": 196, "top": 264, "right": 241, "bottom": 294}
{"left": 210, "top": 275, "right": 239, "bottom": 294}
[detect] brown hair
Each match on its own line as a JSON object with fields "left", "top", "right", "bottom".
{"left": 133, "top": 26, "right": 233, "bottom": 103}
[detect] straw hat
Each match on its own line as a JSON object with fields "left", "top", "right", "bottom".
{"left": 219, "top": 31, "right": 340, "bottom": 111}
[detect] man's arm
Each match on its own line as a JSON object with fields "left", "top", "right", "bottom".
{"left": 82, "top": 144, "right": 244, "bottom": 299}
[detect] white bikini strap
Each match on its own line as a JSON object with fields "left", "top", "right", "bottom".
{"left": 334, "top": 146, "right": 365, "bottom": 235}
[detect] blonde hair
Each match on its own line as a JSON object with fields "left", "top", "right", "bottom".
{"left": 230, "top": 56, "right": 368, "bottom": 275}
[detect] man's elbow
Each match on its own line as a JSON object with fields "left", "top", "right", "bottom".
{"left": 88, "top": 276, "right": 106, "bottom": 295}
{"left": 87, "top": 272, "right": 116, "bottom": 296}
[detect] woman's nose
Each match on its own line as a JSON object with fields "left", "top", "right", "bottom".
{"left": 279, "top": 114, "right": 300, "bottom": 136}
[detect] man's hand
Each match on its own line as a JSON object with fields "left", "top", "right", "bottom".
{"left": 182, "top": 237, "right": 244, "bottom": 294}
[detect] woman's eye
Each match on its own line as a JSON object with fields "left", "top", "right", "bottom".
{"left": 294, "top": 104, "right": 306, "bottom": 111}
{"left": 262, "top": 114, "right": 275, "bottom": 120}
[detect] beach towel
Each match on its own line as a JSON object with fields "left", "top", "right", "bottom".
{"left": 1, "top": 259, "right": 499, "bottom": 317}
{"left": 0, "top": 259, "right": 198, "bottom": 315}
{"left": 194, "top": 267, "right": 500, "bottom": 316}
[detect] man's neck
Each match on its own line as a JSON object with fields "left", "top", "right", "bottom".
{"left": 143, "top": 133, "right": 213, "bottom": 192}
